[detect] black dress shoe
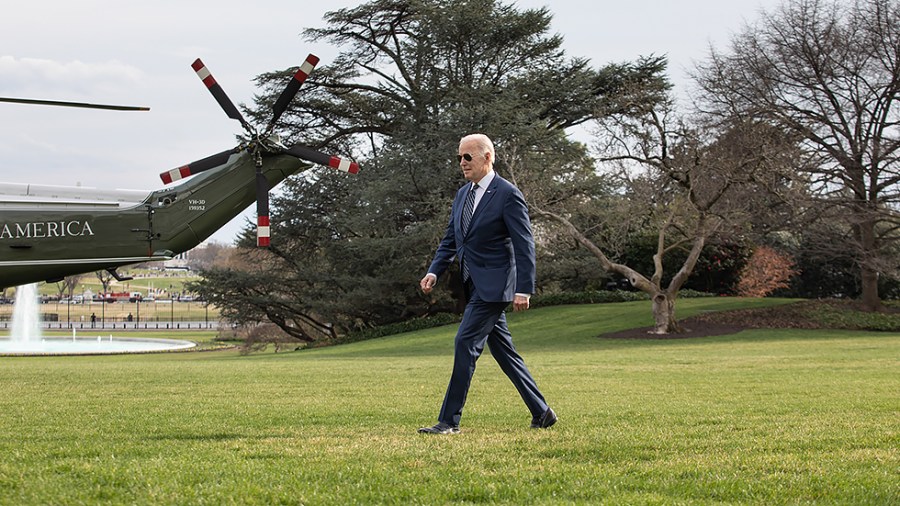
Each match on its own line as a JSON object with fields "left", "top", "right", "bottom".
{"left": 417, "top": 422, "right": 460, "bottom": 434}
{"left": 530, "top": 408, "right": 557, "bottom": 429}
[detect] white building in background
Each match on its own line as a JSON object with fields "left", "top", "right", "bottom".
{"left": 162, "top": 240, "right": 215, "bottom": 271}
{"left": 163, "top": 250, "right": 191, "bottom": 271}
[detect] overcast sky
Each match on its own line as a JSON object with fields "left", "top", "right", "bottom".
{"left": 0, "top": 0, "right": 779, "bottom": 243}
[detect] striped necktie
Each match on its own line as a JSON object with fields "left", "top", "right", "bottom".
{"left": 461, "top": 183, "right": 478, "bottom": 282}
{"left": 462, "top": 183, "right": 478, "bottom": 235}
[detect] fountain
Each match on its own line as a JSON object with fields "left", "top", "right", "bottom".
{"left": 1, "top": 284, "right": 196, "bottom": 356}
{"left": 10, "top": 283, "right": 42, "bottom": 345}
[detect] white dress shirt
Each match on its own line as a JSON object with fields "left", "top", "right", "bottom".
{"left": 469, "top": 169, "right": 495, "bottom": 213}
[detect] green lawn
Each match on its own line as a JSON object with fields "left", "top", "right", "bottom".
{"left": 0, "top": 298, "right": 897, "bottom": 504}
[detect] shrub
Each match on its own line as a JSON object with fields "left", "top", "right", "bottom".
{"left": 531, "top": 290, "right": 648, "bottom": 307}
{"left": 737, "top": 246, "right": 799, "bottom": 297}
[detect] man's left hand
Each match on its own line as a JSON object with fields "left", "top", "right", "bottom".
{"left": 513, "top": 294, "right": 530, "bottom": 312}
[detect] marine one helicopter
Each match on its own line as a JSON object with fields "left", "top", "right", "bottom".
{"left": 0, "top": 54, "right": 359, "bottom": 290}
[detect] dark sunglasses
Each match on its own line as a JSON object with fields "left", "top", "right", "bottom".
{"left": 457, "top": 153, "right": 475, "bottom": 163}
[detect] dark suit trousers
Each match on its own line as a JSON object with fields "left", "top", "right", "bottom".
{"left": 438, "top": 281, "right": 548, "bottom": 426}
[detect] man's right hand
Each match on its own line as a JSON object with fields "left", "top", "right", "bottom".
{"left": 420, "top": 273, "right": 437, "bottom": 294}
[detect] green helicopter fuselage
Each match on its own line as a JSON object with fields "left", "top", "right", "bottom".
{"left": 0, "top": 150, "right": 306, "bottom": 288}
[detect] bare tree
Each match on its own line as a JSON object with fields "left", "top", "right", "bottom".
{"left": 95, "top": 270, "right": 114, "bottom": 297}
{"left": 55, "top": 274, "right": 84, "bottom": 300}
{"left": 186, "top": 242, "right": 234, "bottom": 271}
{"left": 693, "top": 0, "right": 900, "bottom": 311}
{"left": 517, "top": 90, "right": 797, "bottom": 333}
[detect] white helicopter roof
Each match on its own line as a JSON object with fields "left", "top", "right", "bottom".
{"left": 0, "top": 182, "right": 149, "bottom": 209}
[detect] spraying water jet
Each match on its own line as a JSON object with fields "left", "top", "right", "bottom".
{"left": 1, "top": 284, "right": 196, "bottom": 356}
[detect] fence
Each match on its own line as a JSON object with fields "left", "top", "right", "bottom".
{"left": 0, "top": 300, "right": 222, "bottom": 331}
{"left": 0, "top": 319, "right": 223, "bottom": 331}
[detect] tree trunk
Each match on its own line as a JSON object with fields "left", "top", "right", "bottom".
{"left": 650, "top": 291, "right": 683, "bottom": 334}
{"left": 855, "top": 218, "right": 883, "bottom": 312}
{"left": 859, "top": 266, "right": 883, "bottom": 312}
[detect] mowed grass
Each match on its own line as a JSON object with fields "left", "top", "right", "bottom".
{"left": 0, "top": 298, "right": 897, "bottom": 505}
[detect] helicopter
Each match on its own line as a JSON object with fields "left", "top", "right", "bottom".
{"left": 0, "top": 54, "right": 359, "bottom": 290}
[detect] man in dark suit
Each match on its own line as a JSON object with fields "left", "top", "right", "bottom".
{"left": 418, "top": 133, "right": 556, "bottom": 434}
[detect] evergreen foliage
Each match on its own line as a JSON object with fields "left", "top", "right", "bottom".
{"left": 195, "top": 0, "right": 668, "bottom": 338}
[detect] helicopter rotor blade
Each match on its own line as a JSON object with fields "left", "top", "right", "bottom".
{"left": 159, "top": 149, "right": 234, "bottom": 184}
{"left": 286, "top": 145, "right": 360, "bottom": 174}
{"left": 0, "top": 97, "right": 149, "bottom": 111}
{"left": 256, "top": 169, "right": 271, "bottom": 247}
{"left": 264, "top": 54, "right": 320, "bottom": 134}
{"left": 191, "top": 59, "right": 253, "bottom": 133}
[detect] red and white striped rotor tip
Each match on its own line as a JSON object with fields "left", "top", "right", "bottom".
{"left": 329, "top": 156, "right": 360, "bottom": 174}
{"left": 257, "top": 216, "right": 271, "bottom": 247}
{"left": 191, "top": 59, "right": 216, "bottom": 88}
{"left": 294, "top": 54, "right": 320, "bottom": 83}
{"left": 160, "top": 166, "right": 192, "bottom": 185}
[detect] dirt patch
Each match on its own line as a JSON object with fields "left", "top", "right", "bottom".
{"left": 601, "top": 322, "right": 745, "bottom": 340}
{"left": 599, "top": 299, "right": 899, "bottom": 340}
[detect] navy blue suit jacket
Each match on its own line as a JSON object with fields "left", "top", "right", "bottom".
{"left": 428, "top": 173, "right": 536, "bottom": 302}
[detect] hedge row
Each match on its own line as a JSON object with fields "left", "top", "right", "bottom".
{"left": 338, "top": 312, "right": 462, "bottom": 344}
{"left": 341, "top": 289, "right": 715, "bottom": 342}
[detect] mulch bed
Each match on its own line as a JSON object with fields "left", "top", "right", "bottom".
{"left": 599, "top": 299, "right": 860, "bottom": 340}
{"left": 600, "top": 321, "right": 746, "bottom": 340}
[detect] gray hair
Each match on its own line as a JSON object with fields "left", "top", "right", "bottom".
{"left": 460, "top": 133, "right": 495, "bottom": 161}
